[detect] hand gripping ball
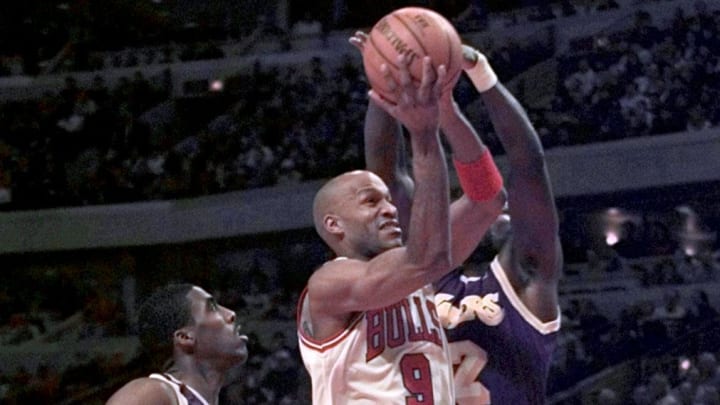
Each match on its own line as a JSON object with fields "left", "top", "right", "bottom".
{"left": 362, "top": 7, "right": 464, "bottom": 104}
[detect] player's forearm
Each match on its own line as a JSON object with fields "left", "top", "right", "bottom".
{"left": 405, "top": 129, "right": 451, "bottom": 272}
{"left": 462, "top": 48, "right": 544, "bottom": 170}
{"left": 364, "top": 99, "right": 406, "bottom": 180}
{"left": 439, "top": 99, "right": 488, "bottom": 163}
{"left": 480, "top": 83, "right": 545, "bottom": 170}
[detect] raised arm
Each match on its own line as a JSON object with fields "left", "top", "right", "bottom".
{"left": 438, "top": 83, "right": 506, "bottom": 268}
{"left": 363, "top": 98, "right": 414, "bottom": 234}
{"left": 355, "top": 31, "right": 415, "bottom": 234}
{"left": 354, "top": 32, "right": 505, "bottom": 269}
{"left": 309, "top": 55, "right": 451, "bottom": 317}
{"left": 466, "top": 47, "right": 562, "bottom": 319}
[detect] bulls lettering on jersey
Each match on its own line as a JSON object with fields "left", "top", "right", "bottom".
{"left": 298, "top": 285, "right": 455, "bottom": 404}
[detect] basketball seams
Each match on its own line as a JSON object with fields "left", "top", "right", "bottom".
{"left": 439, "top": 30, "right": 451, "bottom": 85}
{"left": 363, "top": 7, "right": 462, "bottom": 100}
{"left": 393, "top": 11, "right": 455, "bottom": 86}
{"left": 366, "top": 28, "right": 400, "bottom": 99}
{"left": 435, "top": 14, "right": 462, "bottom": 90}
{"left": 391, "top": 13, "right": 430, "bottom": 61}
{"left": 442, "top": 29, "right": 459, "bottom": 90}
{"left": 368, "top": 27, "right": 401, "bottom": 72}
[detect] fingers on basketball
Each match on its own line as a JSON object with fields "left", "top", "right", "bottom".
{"left": 361, "top": 7, "right": 464, "bottom": 105}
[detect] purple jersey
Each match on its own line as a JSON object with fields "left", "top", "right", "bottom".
{"left": 434, "top": 257, "right": 560, "bottom": 405}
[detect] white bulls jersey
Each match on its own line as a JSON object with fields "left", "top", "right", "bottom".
{"left": 297, "top": 283, "right": 454, "bottom": 404}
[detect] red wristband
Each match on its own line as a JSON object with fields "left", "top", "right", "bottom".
{"left": 453, "top": 150, "right": 503, "bottom": 202}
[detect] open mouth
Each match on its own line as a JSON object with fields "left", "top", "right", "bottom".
{"left": 379, "top": 219, "right": 400, "bottom": 231}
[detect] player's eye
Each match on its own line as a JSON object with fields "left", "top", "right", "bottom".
{"left": 363, "top": 191, "right": 384, "bottom": 205}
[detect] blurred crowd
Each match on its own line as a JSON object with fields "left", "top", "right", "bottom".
{"left": 0, "top": 1, "right": 717, "bottom": 212}
{"left": 532, "top": 2, "right": 720, "bottom": 147}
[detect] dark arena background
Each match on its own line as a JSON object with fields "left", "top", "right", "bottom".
{"left": 1, "top": 0, "right": 719, "bottom": 403}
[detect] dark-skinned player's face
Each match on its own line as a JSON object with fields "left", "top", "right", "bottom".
{"left": 185, "top": 287, "right": 248, "bottom": 368}
{"left": 337, "top": 171, "right": 403, "bottom": 258}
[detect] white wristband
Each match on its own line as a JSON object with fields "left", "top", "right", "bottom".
{"left": 465, "top": 51, "right": 498, "bottom": 93}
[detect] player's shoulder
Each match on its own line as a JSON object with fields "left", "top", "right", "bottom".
{"left": 309, "top": 257, "right": 360, "bottom": 279}
{"left": 106, "top": 376, "right": 177, "bottom": 405}
{"left": 307, "top": 256, "right": 368, "bottom": 304}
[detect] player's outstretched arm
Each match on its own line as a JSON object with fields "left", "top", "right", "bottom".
{"left": 465, "top": 46, "right": 562, "bottom": 320}
{"left": 309, "top": 55, "right": 451, "bottom": 315}
{"left": 353, "top": 31, "right": 505, "bottom": 268}
{"left": 438, "top": 65, "right": 506, "bottom": 269}
{"left": 353, "top": 30, "right": 415, "bottom": 233}
{"left": 363, "top": 97, "right": 415, "bottom": 234}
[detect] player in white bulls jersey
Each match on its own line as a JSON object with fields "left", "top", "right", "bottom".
{"left": 297, "top": 53, "right": 504, "bottom": 404}
{"left": 298, "top": 284, "right": 452, "bottom": 404}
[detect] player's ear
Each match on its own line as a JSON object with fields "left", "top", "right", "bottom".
{"left": 324, "top": 214, "right": 343, "bottom": 236}
{"left": 174, "top": 327, "right": 196, "bottom": 353}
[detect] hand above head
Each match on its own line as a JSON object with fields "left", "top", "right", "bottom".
{"left": 369, "top": 54, "right": 446, "bottom": 136}
{"left": 461, "top": 45, "right": 498, "bottom": 93}
{"left": 439, "top": 45, "right": 492, "bottom": 122}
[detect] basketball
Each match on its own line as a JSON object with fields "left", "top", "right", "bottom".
{"left": 362, "top": 7, "right": 464, "bottom": 104}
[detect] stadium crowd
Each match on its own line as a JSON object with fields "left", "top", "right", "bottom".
{"left": 1, "top": 1, "right": 718, "bottom": 212}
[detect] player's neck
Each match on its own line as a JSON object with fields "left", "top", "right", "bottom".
{"left": 168, "top": 361, "right": 225, "bottom": 405}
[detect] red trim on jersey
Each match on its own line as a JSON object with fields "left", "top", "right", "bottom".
{"left": 297, "top": 287, "right": 365, "bottom": 353}
{"left": 295, "top": 287, "right": 308, "bottom": 326}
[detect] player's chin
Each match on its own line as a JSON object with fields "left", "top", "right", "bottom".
{"left": 384, "top": 236, "right": 404, "bottom": 249}
{"left": 238, "top": 348, "right": 249, "bottom": 364}
{"left": 232, "top": 345, "right": 249, "bottom": 364}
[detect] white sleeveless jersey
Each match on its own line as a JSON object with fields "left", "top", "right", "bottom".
{"left": 298, "top": 283, "right": 455, "bottom": 404}
{"left": 148, "top": 373, "right": 209, "bottom": 405}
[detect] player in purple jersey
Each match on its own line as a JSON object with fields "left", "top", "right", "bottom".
{"left": 353, "top": 31, "right": 562, "bottom": 404}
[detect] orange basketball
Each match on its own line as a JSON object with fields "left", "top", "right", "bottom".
{"left": 362, "top": 7, "right": 464, "bottom": 104}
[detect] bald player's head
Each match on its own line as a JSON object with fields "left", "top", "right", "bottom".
{"left": 313, "top": 170, "right": 397, "bottom": 255}
{"left": 313, "top": 173, "right": 349, "bottom": 242}
{"left": 313, "top": 171, "right": 370, "bottom": 236}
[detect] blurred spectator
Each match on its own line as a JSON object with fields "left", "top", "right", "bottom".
{"left": 292, "top": 12, "right": 323, "bottom": 37}
{"left": 688, "top": 289, "right": 719, "bottom": 323}
{"left": 595, "top": 388, "right": 620, "bottom": 405}
{"left": 650, "top": 289, "right": 688, "bottom": 340}
{"left": 527, "top": 4, "right": 556, "bottom": 22}
{"left": 564, "top": 58, "right": 600, "bottom": 99}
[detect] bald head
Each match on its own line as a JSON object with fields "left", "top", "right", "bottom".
{"left": 312, "top": 170, "right": 390, "bottom": 248}
{"left": 313, "top": 174, "right": 345, "bottom": 242}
